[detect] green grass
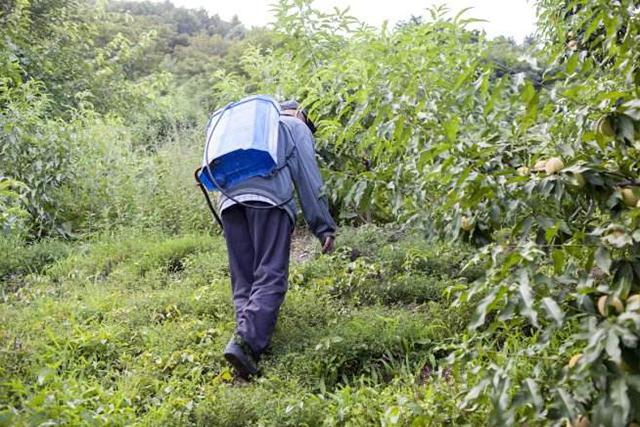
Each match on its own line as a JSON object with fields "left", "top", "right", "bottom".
{"left": 0, "top": 227, "right": 493, "bottom": 426}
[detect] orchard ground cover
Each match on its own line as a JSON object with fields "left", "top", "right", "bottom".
{"left": 0, "top": 225, "right": 531, "bottom": 426}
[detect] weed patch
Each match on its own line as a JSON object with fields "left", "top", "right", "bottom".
{"left": 0, "top": 227, "right": 523, "bottom": 425}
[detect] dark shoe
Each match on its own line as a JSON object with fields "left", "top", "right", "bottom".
{"left": 224, "top": 334, "right": 260, "bottom": 379}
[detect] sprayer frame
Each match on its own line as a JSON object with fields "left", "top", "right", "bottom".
{"left": 194, "top": 96, "right": 290, "bottom": 230}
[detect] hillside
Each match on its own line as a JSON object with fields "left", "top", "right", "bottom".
{"left": 2, "top": 227, "right": 489, "bottom": 425}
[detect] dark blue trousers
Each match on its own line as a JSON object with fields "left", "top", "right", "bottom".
{"left": 221, "top": 203, "right": 292, "bottom": 355}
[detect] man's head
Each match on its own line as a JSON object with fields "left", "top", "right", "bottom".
{"left": 280, "top": 100, "right": 317, "bottom": 134}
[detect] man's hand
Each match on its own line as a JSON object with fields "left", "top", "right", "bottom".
{"left": 321, "top": 236, "right": 335, "bottom": 254}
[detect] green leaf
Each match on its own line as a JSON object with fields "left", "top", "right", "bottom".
{"left": 594, "top": 247, "right": 612, "bottom": 274}
{"left": 518, "top": 270, "right": 538, "bottom": 327}
{"left": 463, "top": 379, "right": 490, "bottom": 405}
{"left": 605, "top": 331, "right": 621, "bottom": 365}
{"left": 524, "top": 378, "right": 543, "bottom": 409}
{"left": 611, "top": 378, "right": 630, "bottom": 422}
{"left": 555, "top": 388, "right": 576, "bottom": 420}
{"left": 551, "top": 249, "right": 565, "bottom": 275}
{"left": 541, "top": 297, "right": 564, "bottom": 327}
{"left": 617, "top": 115, "right": 635, "bottom": 142}
{"left": 385, "top": 406, "right": 401, "bottom": 425}
{"left": 444, "top": 117, "right": 460, "bottom": 143}
{"left": 545, "top": 223, "right": 559, "bottom": 243}
{"left": 627, "top": 375, "right": 640, "bottom": 393}
{"left": 469, "top": 290, "right": 496, "bottom": 330}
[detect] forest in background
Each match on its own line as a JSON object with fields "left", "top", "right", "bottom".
{"left": 1, "top": 0, "right": 640, "bottom": 425}
{"left": 1, "top": 0, "right": 274, "bottom": 238}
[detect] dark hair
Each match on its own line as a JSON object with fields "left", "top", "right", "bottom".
{"left": 280, "top": 100, "right": 317, "bottom": 133}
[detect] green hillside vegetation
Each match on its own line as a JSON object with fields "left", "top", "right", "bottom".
{"left": 1, "top": 0, "right": 640, "bottom": 425}
{"left": 1, "top": 227, "right": 487, "bottom": 425}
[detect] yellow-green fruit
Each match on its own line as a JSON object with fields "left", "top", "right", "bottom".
{"left": 612, "top": 296, "right": 624, "bottom": 313}
{"left": 461, "top": 216, "right": 473, "bottom": 231}
{"left": 572, "top": 415, "right": 590, "bottom": 427}
{"left": 533, "top": 159, "right": 546, "bottom": 171}
{"left": 609, "top": 229, "right": 627, "bottom": 245}
{"left": 568, "top": 353, "right": 582, "bottom": 368}
{"left": 597, "top": 296, "right": 607, "bottom": 316}
{"left": 598, "top": 295, "right": 624, "bottom": 316}
{"left": 597, "top": 116, "right": 615, "bottom": 137}
{"left": 627, "top": 294, "right": 640, "bottom": 313}
{"left": 621, "top": 188, "right": 639, "bottom": 207}
{"left": 545, "top": 157, "right": 564, "bottom": 175}
{"left": 517, "top": 166, "right": 530, "bottom": 176}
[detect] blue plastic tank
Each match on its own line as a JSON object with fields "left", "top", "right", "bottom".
{"left": 200, "top": 95, "right": 280, "bottom": 191}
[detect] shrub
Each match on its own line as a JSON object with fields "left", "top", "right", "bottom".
{"left": 0, "top": 236, "right": 71, "bottom": 280}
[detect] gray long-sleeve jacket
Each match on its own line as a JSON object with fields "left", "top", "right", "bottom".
{"left": 219, "top": 115, "right": 336, "bottom": 242}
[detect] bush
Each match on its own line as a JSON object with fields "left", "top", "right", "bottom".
{"left": 0, "top": 236, "right": 71, "bottom": 280}
{"left": 281, "top": 306, "right": 464, "bottom": 389}
{"left": 48, "top": 231, "right": 220, "bottom": 281}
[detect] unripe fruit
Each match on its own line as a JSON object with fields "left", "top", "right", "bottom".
{"left": 611, "top": 228, "right": 625, "bottom": 237}
{"left": 597, "top": 115, "right": 615, "bottom": 137}
{"left": 572, "top": 415, "right": 590, "bottom": 427}
{"left": 568, "top": 353, "right": 582, "bottom": 368}
{"left": 627, "top": 294, "right": 640, "bottom": 312}
{"left": 461, "top": 216, "right": 473, "bottom": 231}
{"left": 533, "top": 159, "right": 546, "bottom": 171}
{"left": 545, "top": 157, "right": 564, "bottom": 175}
{"left": 621, "top": 188, "right": 638, "bottom": 207}
{"left": 567, "top": 40, "right": 578, "bottom": 50}
{"left": 517, "top": 166, "right": 530, "bottom": 176}
{"left": 598, "top": 295, "right": 624, "bottom": 316}
{"left": 611, "top": 297, "right": 624, "bottom": 313}
{"left": 597, "top": 295, "right": 607, "bottom": 315}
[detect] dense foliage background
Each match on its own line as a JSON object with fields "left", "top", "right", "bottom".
{"left": 1, "top": 0, "right": 639, "bottom": 425}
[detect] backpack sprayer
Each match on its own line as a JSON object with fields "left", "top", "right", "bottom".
{"left": 194, "top": 95, "right": 284, "bottom": 229}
